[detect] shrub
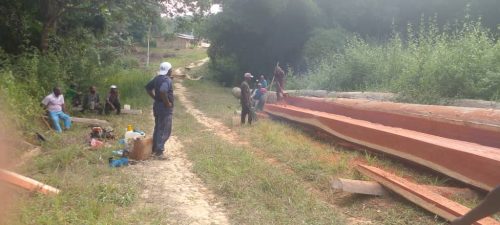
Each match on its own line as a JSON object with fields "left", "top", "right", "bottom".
{"left": 301, "top": 17, "right": 500, "bottom": 104}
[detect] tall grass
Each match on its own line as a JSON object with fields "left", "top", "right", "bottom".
{"left": 297, "top": 17, "right": 500, "bottom": 104}
{"left": 0, "top": 47, "right": 149, "bottom": 131}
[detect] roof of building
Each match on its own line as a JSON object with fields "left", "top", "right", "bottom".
{"left": 176, "top": 33, "right": 196, "bottom": 40}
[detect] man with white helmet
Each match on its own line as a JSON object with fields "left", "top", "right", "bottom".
{"left": 145, "top": 62, "right": 174, "bottom": 160}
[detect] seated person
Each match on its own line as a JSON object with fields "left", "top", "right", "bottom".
{"left": 105, "top": 85, "right": 121, "bottom": 115}
{"left": 42, "top": 87, "right": 72, "bottom": 133}
{"left": 259, "top": 75, "right": 268, "bottom": 88}
{"left": 81, "top": 86, "right": 102, "bottom": 113}
{"left": 251, "top": 83, "right": 267, "bottom": 111}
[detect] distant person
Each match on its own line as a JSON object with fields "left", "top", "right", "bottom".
{"left": 65, "top": 83, "right": 81, "bottom": 107}
{"left": 451, "top": 185, "right": 500, "bottom": 225}
{"left": 256, "top": 85, "right": 267, "bottom": 111}
{"left": 81, "top": 86, "right": 102, "bottom": 114}
{"left": 252, "top": 83, "right": 266, "bottom": 111}
{"left": 259, "top": 75, "right": 268, "bottom": 88}
{"left": 42, "top": 87, "right": 71, "bottom": 133}
{"left": 240, "top": 73, "right": 253, "bottom": 125}
{"left": 145, "top": 62, "right": 174, "bottom": 160}
{"left": 274, "top": 65, "right": 286, "bottom": 102}
{"left": 104, "top": 85, "right": 121, "bottom": 115}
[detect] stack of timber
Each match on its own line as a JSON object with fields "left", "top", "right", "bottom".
{"left": 356, "top": 165, "right": 500, "bottom": 225}
{"left": 264, "top": 96, "right": 500, "bottom": 191}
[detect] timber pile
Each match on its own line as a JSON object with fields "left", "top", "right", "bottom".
{"left": 356, "top": 165, "right": 499, "bottom": 225}
{"left": 264, "top": 96, "right": 500, "bottom": 191}
{"left": 71, "top": 117, "right": 110, "bottom": 127}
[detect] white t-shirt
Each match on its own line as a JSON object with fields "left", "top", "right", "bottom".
{"left": 42, "top": 93, "right": 65, "bottom": 112}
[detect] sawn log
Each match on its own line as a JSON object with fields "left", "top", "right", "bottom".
{"left": 356, "top": 164, "right": 499, "bottom": 225}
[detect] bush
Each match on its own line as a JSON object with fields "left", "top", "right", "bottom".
{"left": 208, "top": 54, "right": 241, "bottom": 87}
{"left": 303, "top": 28, "right": 350, "bottom": 67}
{"left": 0, "top": 42, "right": 146, "bottom": 131}
{"left": 301, "top": 17, "right": 500, "bottom": 104}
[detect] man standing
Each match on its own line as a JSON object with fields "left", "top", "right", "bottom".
{"left": 42, "top": 87, "right": 71, "bottom": 133}
{"left": 105, "top": 85, "right": 121, "bottom": 115}
{"left": 240, "top": 72, "right": 253, "bottom": 125}
{"left": 274, "top": 65, "right": 286, "bottom": 102}
{"left": 145, "top": 62, "right": 174, "bottom": 160}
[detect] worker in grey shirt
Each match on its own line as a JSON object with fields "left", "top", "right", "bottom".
{"left": 145, "top": 62, "right": 174, "bottom": 160}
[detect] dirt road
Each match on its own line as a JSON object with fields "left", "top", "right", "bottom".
{"left": 126, "top": 57, "right": 230, "bottom": 225}
{"left": 127, "top": 134, "right": 229, "bottom": 224}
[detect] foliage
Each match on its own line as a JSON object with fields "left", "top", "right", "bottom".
{"left": 298, "top": 18, "right": 500, "bottom": 103}
{"left": 315, "top": 0, "right": 500, "bottom": 38}
{"left": 303, "top": 28, "right": 350, "bottom": 67}
{"left": 206, "top": 0, "right": 320, "bottom": 86}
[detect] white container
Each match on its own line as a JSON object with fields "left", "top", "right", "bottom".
{"left": 124, "top": 104, "right": 131, "bottom": 110}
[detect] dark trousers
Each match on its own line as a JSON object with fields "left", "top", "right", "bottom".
{"left": 81, "top": 103, "right": 103, "bottom": 114}
{"left": 153, "top": 113, "right": 172, "bottom": 154}
{"left": 241, "top": 104, "right": 252, "bottom": 125}
{"left": 104, "top": 100, "right": 121, "bottom": 115}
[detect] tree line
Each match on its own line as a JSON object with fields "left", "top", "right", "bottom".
{"left": 205, "top": 0, "right": 500, "bottom": 86}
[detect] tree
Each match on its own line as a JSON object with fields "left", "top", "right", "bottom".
{"left": 206, "top": 0, "right": 320, "bottom": 84}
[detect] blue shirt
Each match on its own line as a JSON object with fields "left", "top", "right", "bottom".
{"left": 260, "top": 80, "right": 268, "bottom": 88}
{"left": 145, "top": 75, "right": 174, "bottom": 114}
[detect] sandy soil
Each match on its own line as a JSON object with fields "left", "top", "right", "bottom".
{"left": 127, "top": 135, "right": 229, "bottom": 225}
{"left": 126, "top": 58, "right": 230, "bottom": 224}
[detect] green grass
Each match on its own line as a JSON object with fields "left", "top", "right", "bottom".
{"left": 181, "top": 78, "right": 490, "bottom": 224}
{"left": 172, "top": 92, "right": 346, "bottom": 225}
{"left": 9, "top": 47, "right": 207, "bottom": 224}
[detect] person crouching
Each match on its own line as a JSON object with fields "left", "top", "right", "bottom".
{"left": 105, "top": 85, "right": 121, "bottom": 115}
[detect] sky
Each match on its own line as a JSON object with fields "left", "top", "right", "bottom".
{"left": 161, "top": 3, "right": 222, "bottom": 17}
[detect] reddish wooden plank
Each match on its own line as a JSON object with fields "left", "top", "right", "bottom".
{"left": 357, "top": 164, "right": 499, "bottom": 225}
{"left": 285, "top": 96, "right": 500, "bottom": 148}
{"left": 265, "top": 104, "right": 500, "bottom": 191}
{"left": 0, "top": 169, "right": 60, "bottom": 195}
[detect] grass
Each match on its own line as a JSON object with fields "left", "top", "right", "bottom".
{"left": 172, "top": 91, "right": 346, "bottom": 225}
{"left": 9, "top": 48, "right": 208, "bottom": 224}
{"left": 181, "top": 77, "right": 493, "bottom": 224}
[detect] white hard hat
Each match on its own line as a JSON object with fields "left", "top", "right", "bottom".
{"left": 110, "top": 85, "right": 117, "bottom": 89}
{"left": 244, "top": 73, "right": 253, "bottom": 78}
{"left": 159, "top": 62, "right": 172, "bottom": 75}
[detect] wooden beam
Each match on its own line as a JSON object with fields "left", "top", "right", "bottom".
{"left": 265, "top": 103, "right": 500, "bottom": 191}
{"left": 72, "top": 107, "right": 142, "bottom": 115}
{"left": 121, "top": 109, "right": 143, "bottom": 115}
{"left": 331, "top": 178, "right": 387, "bottom": 196}
{"left": 0, "top": 169, "right": 60, "bottom": 195}
{"left": 331, "top": 178, "right": 478, "bottom": 199}
{"left": 71, "top": 117, "right": 110, "bottom": 127}
{"left": 356, "top": 164, "right": 500, "bottom": 225}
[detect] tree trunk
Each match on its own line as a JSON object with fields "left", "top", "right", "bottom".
{"left": 39, "top": 0, "right": 59, "bottom": 53}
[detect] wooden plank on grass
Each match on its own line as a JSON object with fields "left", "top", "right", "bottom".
{"left": 356, "top": 164, "right": 500, "bottom": 225}
{"left": 331, "top": 178, "right": 477, "bottom": 199}
{"left": 0, "top": 169, "right": 60, "bottom": 195}
{"left": 71, "top": 117, "right": 110, "bottom": 126}
{"left": 331, "top": 178, "right": 387, "bottom": 196}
